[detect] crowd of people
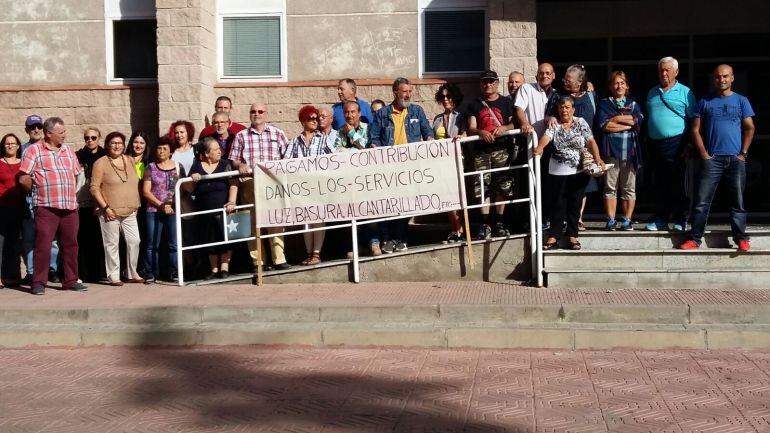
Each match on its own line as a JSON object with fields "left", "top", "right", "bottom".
{"left": 0, "top": 56, "right": 756, "bottom": 294}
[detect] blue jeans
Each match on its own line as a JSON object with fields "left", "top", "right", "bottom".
{"left": 144, "top": 211, "right": 178, "bottom": 279}
{"left": 21, "top": 205, "right": 59, "bottom": 275}
{"left": 689, "top": 155, "right": 748, "bottom": 244}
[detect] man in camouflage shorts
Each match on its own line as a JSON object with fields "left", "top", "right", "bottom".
{"left": 468, "top": 70, "right": 518, "bottom": 239}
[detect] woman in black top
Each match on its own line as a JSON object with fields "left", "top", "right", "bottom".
{"left": 185, "top": 137, "right": 238, "bottom": 279}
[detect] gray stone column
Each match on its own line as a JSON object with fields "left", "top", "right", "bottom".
{"left": 488, "top": 0, "right": 538, "bottom": 96}
{"left": 156, "top": 0, "right": 217, "bottom": 132}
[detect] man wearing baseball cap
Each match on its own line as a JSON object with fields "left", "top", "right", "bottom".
{"left": 20, "top": 114, "right": 60, "bottom": 286}
{"left": 467, "top": 70, "right": 518, "bottom": 240}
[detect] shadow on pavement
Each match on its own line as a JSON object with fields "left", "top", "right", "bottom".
{"left": 122, "top": 347, "right": 525, "bottom": 432}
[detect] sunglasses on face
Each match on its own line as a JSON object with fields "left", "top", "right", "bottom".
{"left": 307, "top": 117, "right": 318, "bottom": 121}
{"left": 84, "top": 136, "right": 98, "bottom": 141}
{"left": 28, "top": 124, "right": 43, "bottom": 130}
{"left": 439, "top": 94, "right": 452, "bottom": 100}
{"left": 250, "top": 109, "right": 267, "bottom": 115}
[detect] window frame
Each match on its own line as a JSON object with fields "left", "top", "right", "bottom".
{"left": 104, "top": 0, "right": 157, "bottom": 84}
{"left": 217, "top": 0, "right": 287, "bottom": 82}
{"left": 418, "top": 0, "right": 488, "bottom": 78}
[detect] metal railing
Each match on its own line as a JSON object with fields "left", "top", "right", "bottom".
{"left": 174, "top": 129, "right": 543, "bottom": 286}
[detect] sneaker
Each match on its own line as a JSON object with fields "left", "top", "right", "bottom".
{"left": 48, "top": 270, "right": 60, "bottom": 284}
{"left": 274, "top": 263, "right": 293, "bottom": 271}
{"left": 475, "top": 224, "right": 492, "bottom": 241}
{"left": 370, "top": 242, "right": 382, "bottom": 256}
{"left": 394, "top": 241, "right": 408, "bottom": 252}
{"left": 605, "top": 218, "right": 617, "bottom": 231}
{"left": 737, "top": 240, "right": 751, "bottom": 252}
{"left": 21, "top": 275, "right": 32, "bottom": 285}
{"left": 66, "top": 282, "right": 88, "bottom": 291}
{"left": 619, "top": 218, "right": 634, "bottom": 231}
{"left": 444, "top": 231, "right": 463, "bottom": 243}
{"left": 219, "top": 271, "right": 229, "bottom": 279}
{"left": 30, "top": 285, "right": 45, "bottom": 295}
{"left": 381, "top": 240, "right": 395, "bottom": 254}
{"left": 645, "top": 220, "right": 667, "bottom": 231}
{"left": 672, "top": 223, "right": 686, "bottom": 232}
{"left": 542, "top": 220, "right": 550, "bottom": 230}
{"left": 493, "top": 223, "right": 510, "bottom": 237}
{"left": 678, "top": 240, "right": 699, "bottom": 250}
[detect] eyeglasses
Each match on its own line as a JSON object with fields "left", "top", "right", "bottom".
{"left": 84, "top": 136, "right": 98, "bottom": 141}
{"left": 250, "top": 109, "right": 267, "bottom": 115}
{"left": 439, "top": 94, "right": 452, "bottom": 100}
{"left": 108, "top": 141, "right": 124, "bottom": 147}
{"left": 307, "top": 117, "right": 318, "bottom": 121}
{"left": 4, "top": 142, "right": 19, "bottom": 147}
{"left": 28, "top": 124, "right": 43, "bottom": 130}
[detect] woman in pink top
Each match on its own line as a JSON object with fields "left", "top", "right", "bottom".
{"left": 0, "top": 133, "right": 25, "bottom": 286}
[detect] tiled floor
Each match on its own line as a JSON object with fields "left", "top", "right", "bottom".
{"left": 1, "top": 346, "right": 769, "bottom": 433}
{"left": 2, "top": 281, "right": 770, "bottom": 308}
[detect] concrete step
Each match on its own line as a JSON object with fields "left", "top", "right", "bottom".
{"left": 2, "top": 302, "right": 770, "bottom": 350}
{"left": 572, "top": 228, "right": 770, "bottom": 250}
{"left": 4, "top": 321, "right": 770, "bottom": 350}
{"left": 544, "top": 248, "right": 770, "bottom": 270}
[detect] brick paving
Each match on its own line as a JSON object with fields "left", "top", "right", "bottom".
{"left": 1, "top": 347, "right": 770, "bottom": 433}
{"left": 1, "top": 281, "right": 770, "bottom": 308}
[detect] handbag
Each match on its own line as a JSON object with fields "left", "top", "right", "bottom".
{"left": 225, "top": 209, "right": 253, "bottom": 240}
{"left": 580, "top": 148, "right": 607, "bottom": 177}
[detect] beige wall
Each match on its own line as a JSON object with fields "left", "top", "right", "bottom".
{"left": 287, "top": 0, "right": 418, "bottom": 80}
{"left": 0, "top": 0, "right": 106, "bottom": 86}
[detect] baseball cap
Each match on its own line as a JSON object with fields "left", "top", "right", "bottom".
{"left": 25, "top": 114, "right": 43, "bottom": 128}
{"left": 480, "top": 70, "right": 499, "bottom": 81}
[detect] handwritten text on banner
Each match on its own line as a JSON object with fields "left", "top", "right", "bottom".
{"left": 253, "top": 139, "right": 462, "bottom": 227}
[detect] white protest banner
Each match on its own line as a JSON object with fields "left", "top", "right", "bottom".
{"left": 253, "top": 138, "right": 462, "bottom": 227}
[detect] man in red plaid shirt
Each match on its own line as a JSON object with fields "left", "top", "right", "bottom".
{"left": 19, "top": 117, "right": 87, "bottom": 295}
{"left": 228, "top": 102, "right": 292, "bottom": 271}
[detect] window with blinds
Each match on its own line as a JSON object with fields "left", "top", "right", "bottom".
{"left": 113, "top": 19, "right": 157, "bottom": 79}
{"left": 223, "top": 16, "right": 281, "bottom": 77}
{"left": 423, "top": 10, "right": 485, "bottom": 73}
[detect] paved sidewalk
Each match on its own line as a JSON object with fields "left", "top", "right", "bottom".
{"left": 1, "top": 281, "right": 770, "bottom": 308}
{"left": 1, "top": 346, "right": 769, "bottom": 432}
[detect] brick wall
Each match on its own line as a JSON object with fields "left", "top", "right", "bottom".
{"left": 0, "top": 86, "right": 158, "bottom": 149}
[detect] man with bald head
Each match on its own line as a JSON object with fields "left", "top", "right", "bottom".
{"left": 679, "top": 64, "right": 755, "bottom": 251}
{"left": 229, "top": 102, "right": 292, "bottom": 271}
{"left": 515, "top": 63, "right": 559, "bottom": 138}
{"left": 507, "top": 71, "right": 525, "bottom": 102}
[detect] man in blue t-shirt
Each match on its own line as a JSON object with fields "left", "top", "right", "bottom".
{"left": 679, "top": 64, "right": 756, "bottom": 251}
{"left": 644, "top": 56, "right": 698, "bottom": 232}
{"left": 331, "top": 78, "right": 373, "bottom": 130}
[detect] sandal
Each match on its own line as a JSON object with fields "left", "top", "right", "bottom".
{"left": 569, "top": 240, "right": 582, "bottom": 250}
{"left": 543, "top": 241, "right": 559, "bottom": 250}
{"left": 578, "top": 221, "right": 586, "bottom": 231}
{"left": 305, "top": 252, "right": 321, "bottom": 266}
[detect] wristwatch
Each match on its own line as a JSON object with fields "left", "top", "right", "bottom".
{"left": 739, "top": 151, "right": 748, "bottom": 158}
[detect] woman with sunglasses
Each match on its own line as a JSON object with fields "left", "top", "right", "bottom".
{"left": 284, "top": 105, "right": 335, "bottom": 266}
{"left": 75, "top": 127, "right": 107, "bottom": 283}
{"left": 432, "top": 84, "right": 467, "bottom": 243}
{"left": 0, "top": 134, "right": 25, "bottom": 286}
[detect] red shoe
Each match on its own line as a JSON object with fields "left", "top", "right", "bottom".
{"left": 737, "top": 240, "right": 750, "bottom": 252}
{"left": 678, "top": 240, "right": 699, "bottom": 250}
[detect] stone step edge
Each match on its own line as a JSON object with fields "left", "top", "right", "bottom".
{"left": 2, "top": 322, "right": 769, "bottom": 350}
{"left": 544, "top": 268, "right": 770, "bottom": 273}
{"left": 2, "top": 303, "right": 770, "bottom": 325}
{"left": 578, "top": 229, "right": 770, "bottom": 236}
{"left": 543, "top": 249, "right": 770, "bottom": 254}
